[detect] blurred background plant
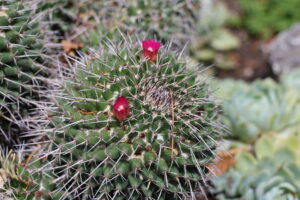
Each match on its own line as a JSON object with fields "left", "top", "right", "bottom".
{"left": 212, "top": 134, "right": 300, "bottom": 200}
{"left": 232, "top": 0, "right": 300, "bottom": 39}
{"left": 211, "top": 69, "right": 300, "bottom": 143}
{"left": 40, "top": 0, "right": 200, "bottom": 46}
{"left": 190, "top": 0, "right": 240, "bottom": 70}
{"left": 208, "top": 68, "right": 300, "bottom": 199}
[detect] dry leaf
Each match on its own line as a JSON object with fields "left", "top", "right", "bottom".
{"left": 0, "top": 169, "right": 8, "bottom": 189}
{"left": 0, "top": 11, "right": 8, "bottom": 17}
{"left": 61, "top": 40, "right": 84, "bottom": 55}
{"left": 207, "top": 152, "right": 235, "bottom": 176}
{"left": 206, "top": 148, "right": 250, "bottom": 176}
{"left": 79, "top": 10, "right": 94, "bottom": 21}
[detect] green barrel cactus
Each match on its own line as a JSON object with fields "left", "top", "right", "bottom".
{"left": 212, "top": 134, "right": 300, "bottom": 200}
{"left": 38, "top": 0, "right": 77, "bottom": 36}
{"left": 116, "top": 0, "right": 198, "bottom": 44}
{"left": 28, "top": 38, "right": 222, "bottom": 199}
{"left": 87, "top": 0, "right": 198, "bottom": 37}
{"left": 0, "top": 0, "right": 50, "bottom": 154}
{"left": 46, "top": 0, "right": 200, "bottom": 47}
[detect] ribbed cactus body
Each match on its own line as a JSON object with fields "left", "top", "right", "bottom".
{"left": 44, "top": 0, "right": 199, "bottom": 47}
{"left": 116, "top": 0, "right": 197, "bottom": 43}
{"left": 33, "top": 40, "right": 221, "bottom": 199}
{"left": 39, "top": 0, "right": 75, "bottom": 35}
{"left": 0, "top": 0, "right": 49, "bottom": 154}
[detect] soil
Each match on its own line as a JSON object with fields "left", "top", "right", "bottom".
{"left": 215, "top": 0, "right": 277, "bottom": 82}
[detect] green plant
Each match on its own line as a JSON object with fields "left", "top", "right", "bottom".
{"left": 212, "top": 75, "right": 300, "bottom": 143}
{"left": 212, "top": 134, "right": 300, "bottom": 200}
{"left": 40, "top": 0, "right": 106, "bottom": 37}
{"left": 38, "top": 0, "right": 75, "bottom": 36}
{"left": 122, "top": 0, "right": 198, "bottom": 43}
{"left": 190, "top": 1, "right": 240, "bottom": 70}
{"left": 0, "top": 0, "right": 51, "bottom": 154}
{"left": 25, "top": 38, "right": 222, "bottom": 199}
{"left": 281, "top": 68, "right": 300, "bottom": 94}
{"left": 40, "top": 0, "right": 200, "bottom": 48}
{"left": 0, "top": 151, "right": 32, "bottom": 199}
{"left": 236, "top": 0, "right": 300, "bottom": 38}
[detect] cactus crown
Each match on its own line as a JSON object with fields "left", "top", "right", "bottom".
{"left": 29, "top": 38, "right": 221, "bottom": 200}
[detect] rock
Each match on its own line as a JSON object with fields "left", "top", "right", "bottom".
{"left": 267, "top": 23, "right": 300, "bottom": 75}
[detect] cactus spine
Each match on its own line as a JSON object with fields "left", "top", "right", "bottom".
{"left": 41, "top": 0, "right": 199, "bottom": 47}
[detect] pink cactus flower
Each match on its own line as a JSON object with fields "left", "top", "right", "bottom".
{"left": 113, "top": 96, "right": 130, "bottom": 121}
{"left": 34, "top": 191, "right": 42, "bottom": 198}
{"left": 142, "top": 40, "right": 161, "bottom": 62}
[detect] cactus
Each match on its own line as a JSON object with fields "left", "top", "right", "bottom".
{"left": 116, "top": 0, "right": 198, "bottom": 45}
{"left": 212, "top": 134, "right": 300, "bottom": 200}
{"left": 38, "top": 0, "right": 76, "bottom": 38}
{"left": 0, "top": 0, "right": 50, "bottom": 154}
{"left": 26, "top": 38, "right": 222, "bottom": 199}
{"left": 83, "top": 0, "right": 199, "bottom": 44}
{"left": 0, "top": 149, "right": 40, "bottom": 199}
{"left": 46, "top": 0, "right": 200, "bottom": 48}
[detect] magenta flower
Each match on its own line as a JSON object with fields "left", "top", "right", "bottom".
{"left": 142, "top": 40, "right": 161, "bottom": 62}
{"left": 113, "top": 96, "right": 130, "bottom": 121}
